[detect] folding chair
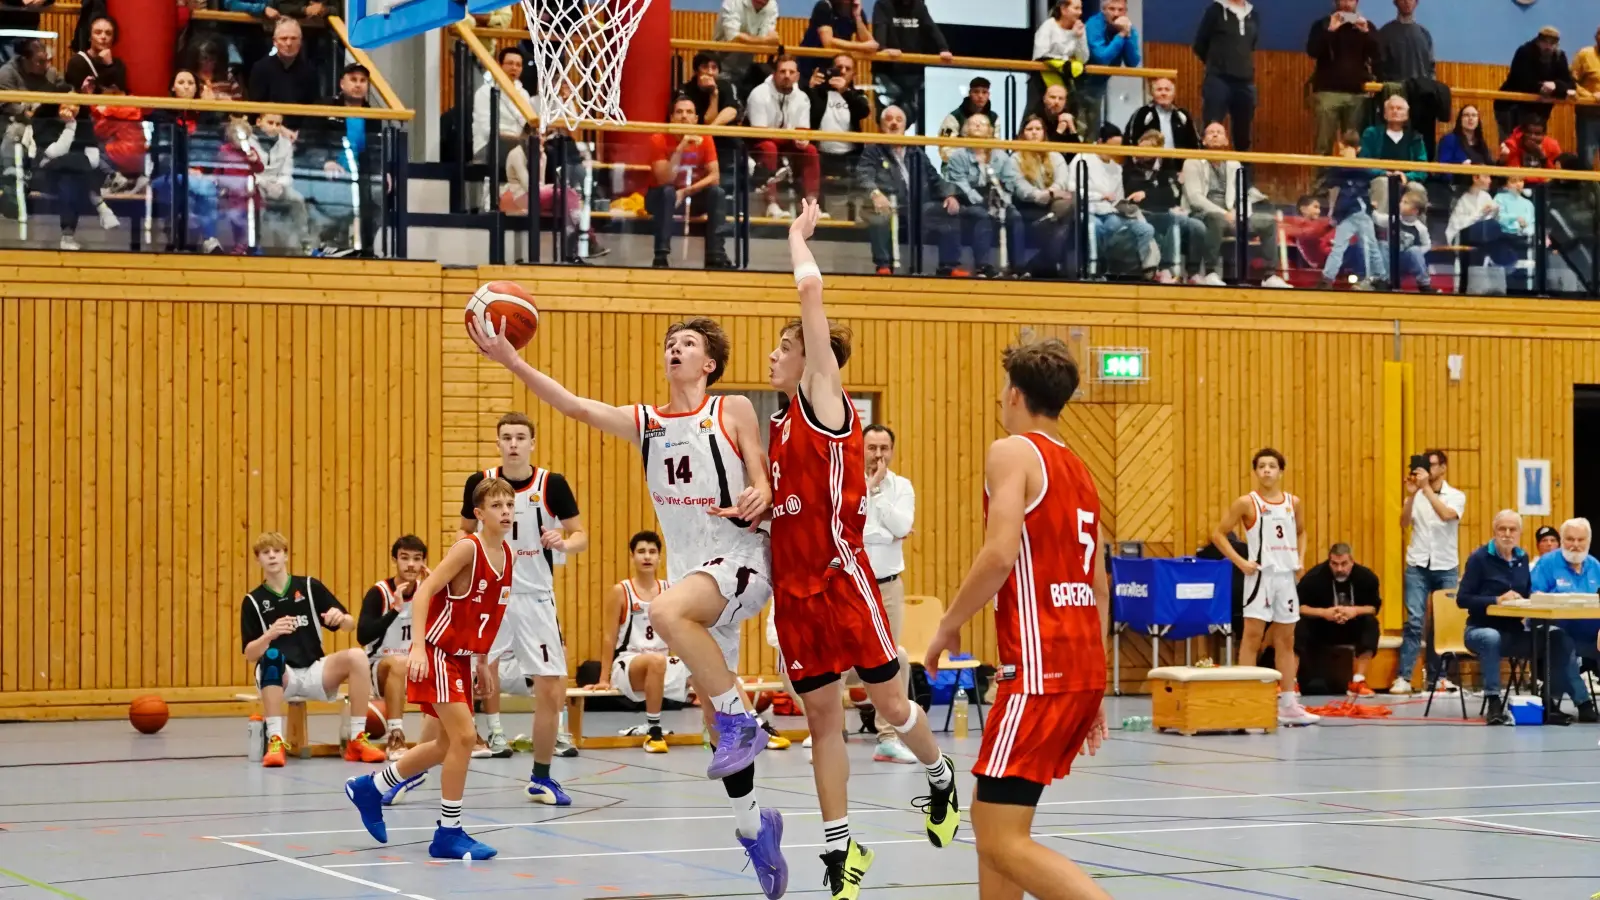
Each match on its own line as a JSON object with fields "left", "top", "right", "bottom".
{"left": 1423, "top": 589, "right": 1470, "bottom": 719}
{"left": 900, "top": 594, "right": 986, "bottom": 733}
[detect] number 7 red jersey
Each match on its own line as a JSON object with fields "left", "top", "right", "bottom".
{"left": 985, "top": 432, "right": 1106, "bottom": 695}
{"left": 422, "top": 534, "right": 514, "bottom": 655}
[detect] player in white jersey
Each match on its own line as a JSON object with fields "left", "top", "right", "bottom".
{"left": 1212, "top": 448, "right": 1319, "bottom": 726}
{"left": 459, "top": 411, "right": 589, "bottom": 804}
{"left": 470, "top": 314, "right": 789, "bottom": 900}
{"left": 357, "top": 535, "right": 429, "bottom": 761}
{"left": 592, "top": 530, "right": 688, "bottom": 752}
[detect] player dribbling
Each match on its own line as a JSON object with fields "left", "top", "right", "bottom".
{"left": 928, "top": 338, "right": 1114, "bottom": 900}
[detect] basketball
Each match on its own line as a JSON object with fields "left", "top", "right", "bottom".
{"left": 365, "top": 699, "right": 387, "bottom": 740}
{"left": 848, "top": 687, "right": 869, "bottom": 705}
{"left": 129, "top": 695, "right": 169, "bottom": 734}
{"left": 466, "top": 281, "right": 539, "bottom": 350}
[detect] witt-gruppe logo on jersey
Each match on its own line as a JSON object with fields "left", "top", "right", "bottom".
{"left": 643, "top": 417, "right": 666, "bottom": 440}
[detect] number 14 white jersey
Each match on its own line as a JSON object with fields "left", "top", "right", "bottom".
{"left": 634, "top": 396, "right": 768, "bottom": 584}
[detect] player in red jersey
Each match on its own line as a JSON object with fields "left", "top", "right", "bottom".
{"left": 927, "top": 338, "right": 1113, "bottom": 900}
{"left": 767, "top": 200, "right": 959, "bottom": 900}
{"left": 345, "top": 477, "right": 516, "bottom": 862}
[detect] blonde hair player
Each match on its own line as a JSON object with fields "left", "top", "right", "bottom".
{"left": 1212, "top": 448, "right": 1319, "bottom": 726}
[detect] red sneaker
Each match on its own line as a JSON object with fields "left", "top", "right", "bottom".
{"left": 344, "top": 733, "right": 387, "bottom": 763}
{"left": 1347, "top": 680, "right": 1375, "bottom": 697}
{"left": 263, "top": 735, "right": 287, "bottom": 768}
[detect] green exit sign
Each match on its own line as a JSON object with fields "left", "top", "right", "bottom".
{"left": 1095, "top": 349, "right": 1148, "bottom": 383}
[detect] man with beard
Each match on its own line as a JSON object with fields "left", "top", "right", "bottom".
{"left": 1294, "top": 543, "right": 1382, "bottom": 696}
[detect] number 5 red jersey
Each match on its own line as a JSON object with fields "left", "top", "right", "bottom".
{"left": 423, "top": 534, "right": 514, "bottom": 655}
{"left": 985, "top": 432, "right": 1106, "bottom": 695}
{"left": 768, "top": 388, "right": 875, "bottom": 599}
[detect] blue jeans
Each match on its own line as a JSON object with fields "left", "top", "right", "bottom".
{"left": 1324, "top": 211, "right": 1387, "bottom": 282}
{"left": 957, "top": 202, "right": 997, "bottom": 269}
{"left": 1399, "top": 246, "right": 1431, "bottom": 289}
{"left": 1399, "top": 565, "right": 1458, "bottom": 681}
{"left": 1094, "top": 212, "right": 1155, "bottom": 271}
{"left": 1465, "top": 624, "right": 1589, "bottom": 703}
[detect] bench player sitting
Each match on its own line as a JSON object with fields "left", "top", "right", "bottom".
{"left": 358, "top": 534, "right": 428, "bottom": 762}
{"left": 240, "top": 531, "right": 388, "bottom": 767}
{"left": 591, "top": 530, "right": 685, "bottom": 752}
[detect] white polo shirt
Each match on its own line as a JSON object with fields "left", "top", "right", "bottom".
{"left": 863, "top": 469, "right": 915, "bottom": 579}
{"left": 1406, "top": 480, "right": 1466, "bottom": 571}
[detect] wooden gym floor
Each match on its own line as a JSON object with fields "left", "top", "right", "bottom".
{"left": 3, "top": 696, "right": 1600, "bottom": 899}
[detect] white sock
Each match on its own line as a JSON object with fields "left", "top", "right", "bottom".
{"left": 266, "top": 717, "right": 284, "bottom": 739}
{"left": 711, "top": 687, "right": 748, "bottom": 716}
{"left": 439, "top": 798, "right": 462, "bottom": 829}
{"left": 377, "top": 763, "right": 404, "bottom": 790}
{"left": 349, "top": 717, "right": 367, "bottom": 740}
{"left": 731, "top": 793, "right": 761, "bottom": 839}
{"left": 823, "top": 817, "right": 850, "bottom": 855}
{"left": 924, "top": 755, "right": 953, "bottom": 790}
{"left": 1351, "top": 674, "right": 1366, "bottom": 683}
{"left": 386, "top": 718, "right": 404, "bottom": 732}
{"left": 487, "top": 713, "right": 503, "bottom": 734}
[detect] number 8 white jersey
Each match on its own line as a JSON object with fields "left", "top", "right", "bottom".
{"left": 635, "top": 396, "right": 769, "bottom": 585}
{"left": 616, "top": 578, "right": 670, "bottom": 655}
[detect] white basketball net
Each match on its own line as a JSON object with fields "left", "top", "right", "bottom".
{"left": 518, "top": 0, "right": 654, "bottom": 130}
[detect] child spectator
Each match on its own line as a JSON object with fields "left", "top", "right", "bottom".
{"left": 215, "top": 105, "right": 265, "bottom": 253}
{"left": 255, "top": 113, "right": 311, "bottom": 253}
{"left": 1501, "top": 115, "right": 1562, "bottom": 174}
{"left": 1446, "top": 172, "right": 1502, "bottom": 245}
{"left": 1319, "top": 129, "right": 1388, "bottom": 290}
{"left": 92, "top": 82, "right": 147, "bottom": 193}
{"left": 1495, "top": 175, "right": 1535, "bottom": 242}
{"left": 1124, "top": 128, "right": 1204, "bottom": 283}
{"left": 1395, "top": 189, "right": 1436, "bottom": 292}
{"left": 1283, "top": 194, "right": 1336, "bottom": 272}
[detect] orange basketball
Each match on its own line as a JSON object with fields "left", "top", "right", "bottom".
{"left": 848, "top": 687, "right": 869, "bottom": 705}
{"left": 365, "top": 699, "right": 387, "bottom": 740}
{"left": 466, "top": 280, "right": 539, "bottom": 350}
{"left": 129, "top": 695, "right": 169, "bottom": 734}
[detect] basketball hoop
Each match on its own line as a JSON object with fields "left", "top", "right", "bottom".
{"left": 519, "top": 0, "right": 655, "bottom": 130}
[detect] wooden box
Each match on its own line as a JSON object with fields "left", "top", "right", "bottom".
{"left": 1149, "top": 666, "right": 1280, "bottom": 735}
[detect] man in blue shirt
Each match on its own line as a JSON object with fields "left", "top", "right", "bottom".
{"left": 1531, "top": 518, "right": 1600, "bottom": 687}
{"left": 1081, "top": 0, "right": 1142, "bottom": 142}
{"left": 1459, "top": 511, "right": 1591, "bottom": 725}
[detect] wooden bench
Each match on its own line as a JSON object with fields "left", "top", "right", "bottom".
{"left": 1148, "top": 666, "right": 1280, "bottom": 736}
{"left": 564, "top": 677, "right": 805, "bottom": 751}
{"left": 233, "top": 692, "right": 348, "bottom": 759}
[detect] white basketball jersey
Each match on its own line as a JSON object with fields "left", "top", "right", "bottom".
{"left": 483, "top": 465, "right": 562, "bottom": 595}
{"left": 635, "top": 396, "right": 768, "bottom": 582}
{"left": 617, "top": 578, "right": 670, "bottom": 655}
{"left": 367, "top": 579, "right": 412, "bottom": 658}
{"left": 1246, "top": 491, "right": 1299, "bottom": 573}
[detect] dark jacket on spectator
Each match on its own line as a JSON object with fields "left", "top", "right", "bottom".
{"left": 1325, "top": 165, "right": 1375, "bottom": 221}
{"left": 0, "top": 0, "right": 54, "bottom": 36}
{"left": 1297, "top": 560, "right": 1382, "bottom": 614}
{"left": 1124, "top": 103, "right": 1199, "bottom": 151}
{"left": 856, "top": 141, "right": 952, "bottom": 207}
{"left": 1359, "top": 124, "right": 1428, "bottom": 181}
{"left": 938, "top": 95, "right": 996, "bottom": 140}
{"left": 1192, "top": 0, "right": 1258, "bottom": 82}
{"left": 871, "top": 0, "right": 948, "bottom": 77}
{"left": 1500, "top": 37, "right": 1576, "bottom": 98}
{"left": 682, "top": 74, "right": 742, "bottom": 177}
{"left": 808, "top": 81, "right": 870, "bottom": 134}
{"left": 1306, "top": 18, "right": 1378, "bottom": 94}
{"left": 1022, "top": 102, "right": 1085, "bottom": 150}
{"left": 1123, "top": 157, "right": 1182, "bottom": 213}
{"left": 268, "top": 0, "right": 342, "bottom": 19}
{"left": 1457, "top": 541, "right": 1530, "bottom": 633}
{"left": 248, "top": 51, "right": 322, "bottom": 121}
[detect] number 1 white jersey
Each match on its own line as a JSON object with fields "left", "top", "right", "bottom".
{"left": 634, "top": 397, "right": 769, "bottom": 585}
{"left": 1245, "top": 491, "right": 1299, "bottom": 574}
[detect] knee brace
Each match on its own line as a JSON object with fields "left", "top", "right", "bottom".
{"left": 257, "top": 647, "right": 286, "bottom": 689}
{"left": 890, "top": 701, "right": 922, "bottom": 735}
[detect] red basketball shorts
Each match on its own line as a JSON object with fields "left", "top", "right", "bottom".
{"left": 775, "top": 568, "right": 898, "bottom": 686}
{"left": 406, "top": 646, "right": 472, "bottom": 718}
{"left": 975, "top": 689, "right": 1104, "bottom": 786}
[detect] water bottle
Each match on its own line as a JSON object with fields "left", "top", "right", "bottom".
{"left": 953, "top": 690, "right": 970, "bottom": 739}
{"left": 1121, "top": 716, "right": 1152, "bottom": 732}
{"left": 247, "top": 715, "right": 265, "bottom": 761}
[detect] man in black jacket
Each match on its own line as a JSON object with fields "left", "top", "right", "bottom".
{"left": 1496, "top": 26, "right": 1578, "bottom": 137}
{"left": 1124, "top": 77, "right": 1198, "bottom": 151}
{"left": 681, "top": 52, "right": 743, "bottom": 194}
{"left": 856, "top": 104, "right": 964, "bottom": 276}
{"left": 870, "top": 0, "right": 952, "bottom": 135}
{"left": 1192, "top": 0, "right": 1260, "bottom": 151}
{"left": 1294, "top": 543, "right": 1383, "bottom": 695}
{"left": 807, "top": 53, "right": 871, "bottom": 202}
{"left": 303, "top": 63, "right": 384, "bottom": 256}
{"left": 1024, "top": 83, "right": 1085, "bottom": 150}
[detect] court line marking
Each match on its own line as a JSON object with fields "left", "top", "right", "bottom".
{"left": 303, "top": 807, "right": 1600, "bottom": 867}
{"left": 220, "top": 841, "right": 439, "bottom": 899}
{"left": 204, "top": 780, "right": 1600, "bottom": 839}
{"left": 1442, "top": 816, "right": 1600, "bottom": 840}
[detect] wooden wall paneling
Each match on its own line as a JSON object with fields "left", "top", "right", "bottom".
{"left": 1, "top": 296, "right": 15, "bottom": 693}
{"left": 52, "top": 300, "right": 73, "bottom": 690}
{"left": 75, "top": 301, "right": 96, "bottom": 689}
{"left": 1115, "top": 404, "right": 1174, "bottom": 545}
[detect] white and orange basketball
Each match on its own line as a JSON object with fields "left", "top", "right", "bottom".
{"left": 466, "top": 281, "right": 539, "bottom": 350}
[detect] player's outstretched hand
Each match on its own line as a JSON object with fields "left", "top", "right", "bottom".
{"left": 406, "top": 643, "right": 430, "bottom": 682}
{"left": 1080, "top": 704, "right": 1108, "bottom": 757}
{"left": 923, "top": 623, "right": 961, "bottom": 676}
{"left": 467, "top": 312, "right": 521, "bottom": 369}
{"left": 789, "top": 197, "right": 821, "bottom": 241}
{"left": 710, "top": 484, "right": 770, "bottom": 527}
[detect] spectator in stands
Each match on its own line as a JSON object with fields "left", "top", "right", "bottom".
{"left": 1026, "top": 83, "right": 1082, "bottom": 148}
{"left": 807, "top": 53, "right": 869, "bottom": 203}
{"left": 266, "top": 0, "right": 339, "bottom": 88}
{"left": 33, "top": 98, "right": 96, "bottom": 250}
{"left": 1319, "top": 130, "right": 1388, "bottom": 290}
{"left": 1124, "top": 77, "right": 1199, "bottom": 152}
{"left": 681, "top": 52, "right": 743, "bottom": 194}
{"left": 215, "top": 102, "right": 266, "bottom": 253}
{"left": 1528, "top": 516, "right": 1600, "bottom": 721}
{"left": 92, "top": 80, "right": 147, "bottom": 194}
{"left": 1501, "top": 114, "right": 1562, "bottom": 172}
{"left": 1360, "top": 90, "right": 1427, "bottom": 184}
{"left": 472, "top": 47, "right": 535, "bottom": 170}
{"left": 1376, "top": 0, "right": 1433, "bottom": 84}
{"left": 1295, "top": 543, "right": 1382, "bottom": 695}
{"left": 305, "top": 62, "right": 383, "bottom": 256}
{"left": 1395, "top": 188, "right": 1436, "bottom": 292}
{"left": 1446, "top": 172, "right": 1520, "bottom": 286}
{"left": 1031, "top": 0, "right": 1088, "bottom": 132}
{"left": 253, "top": 112, "right": 311, "bottom": 253}
{"left": 1005, "top": 114, "right": 1076, "bottom": 278}
{"left": 1181, "top": 121, "right": 1289, "bottom": 287}
{"left": 1283, "top": 194, "right": 1333, "bottom": 272}
{"left": 713, "top": 0, "right": 779, "bottom": 88}
{"left": 1535, "top": 525, "right": 1562, "bottom": 564}
{"left": 1496, "top": 26, "right": 1577, "bottom": 137}
{"left": 190, "top": 36, "right": 244, "bottom": 101}
{"left": 1125, "top": 128, "right": 1204, "bottom": 283}
{"left": 1576, "top": 26, "right": 1600, "bottom": 168}
{"left": 857, "top": 104, "right": 965, "bottom": 276}
{"left": 1192, "top": 0, "right": 1260, "bottom": 152}
{"left": 0, "top": 1, "right": 54, "bottom": 67}
{"left": 942, "top": 113, "right": 1013, "bottom": 279}
{"left": 1459, "top": 511, "right": 1568, "bottom": 725}
{"left": 747, "top": 55, "right": 819, "bottom": 219}
{"left": 1081, "top": 0, "right": 1141, "bottom": 140}
{"left": 937, "top": 77, "right": 996, "bottom": 161}
{"left": 1491, "top": 174, "right": 1536, "bottom": 290}
{"left": 871, "top": 0, "right": 952, "bottom": 135}
{"left": 800, "top": 0, "right": 876, "bottom": 85}
{"left": 65, "top": 14, "right": 126, "bottom": 99}
{"left": 502, "top": 128, "right": 588, "bottom": 258}
{"left": 150, "top": 68, "right": 224, "bottom": 252}
{"left": 0, "top": 38, "right": 64, "bottom": 130}
{"left": 1436, "top": 104, "right": 1496, "bottom": 167}
{"left": 1307, "top": 1, "right": 1378, "bottom": 156}
{"left": 1067, "top": 123, "right": 1154, "bottom": 280}
{"left": 646, "top": 94, "right": 731, "bottom": 270}
{"left": 248, "top": 18, "right": 321, "bottom": 116}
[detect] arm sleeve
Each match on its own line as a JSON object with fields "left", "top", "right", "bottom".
{"left": 847, "top": 89, "right": 871, "bottom": 125}
{"left": 545, "top": 472, "right": 580, "bottom": 519}
{"left": 356, "top": 586, "right": 398, "bottom": 646}
{"left": 880, "top": 477, "right": 915, "bottom": 538}
{"left": 460, "top": 471, "right": 486, "bottom": 519}
{"left": 309, "top": 578, "right": 346, "bottom": 627}
{"left": 1125, "top": 27, "right": 1142, "bottom": 67}
{"left": 1192, "top": 7, "right": 1215, "bottom": 62}
{"left": 921, "top": 2, "right": 949, "bottom": 52}
{"left": 1530, "top": 558, "right": 1554, "bottom": 593}
{"left": 1456, "top": 555, "right": 1495, "bottom": 613}
{"left": 1087, "top": 19, "right": 1120, "bottom": 66}
{"left": 240, "top": 597, "right": 263, "bottom": 651}
{"left": 1360, "top": 567, "right": 1383, "bottom": 614}
{"left": 1032, "top": 21, "right": 1053, "bottom": 61}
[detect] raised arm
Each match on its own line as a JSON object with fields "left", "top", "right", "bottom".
{"left": 789, "top": 200, "right": 847, "bottom": 429}
{"left": 467, "top": 314, "right": 639, "bottom": 442}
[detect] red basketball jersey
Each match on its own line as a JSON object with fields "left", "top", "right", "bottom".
{"left": 768, "top": 388, "right": 875, "bottom": 598}
{"left": 422, "top": 534, "right": 514, "bottom": 655}
{"left": 986, "top": 432, "right": 1106, "bottom": 695}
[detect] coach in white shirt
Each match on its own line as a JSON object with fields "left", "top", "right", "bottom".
{"left": 1394, "top": 448, "right": 1466, "bottom": 695}
{"left": 859, "top": 423, "right": 916, "bottom": 762}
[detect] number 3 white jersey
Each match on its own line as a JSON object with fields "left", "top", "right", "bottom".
{"left": 616, "top": 579, "right": 670, "bottom": 655}
{"left": 634, "top": 396, "right": 769, "bottom": 585}
{"left": 1245, "top": 491, "right": 1299, "bottom": 573}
